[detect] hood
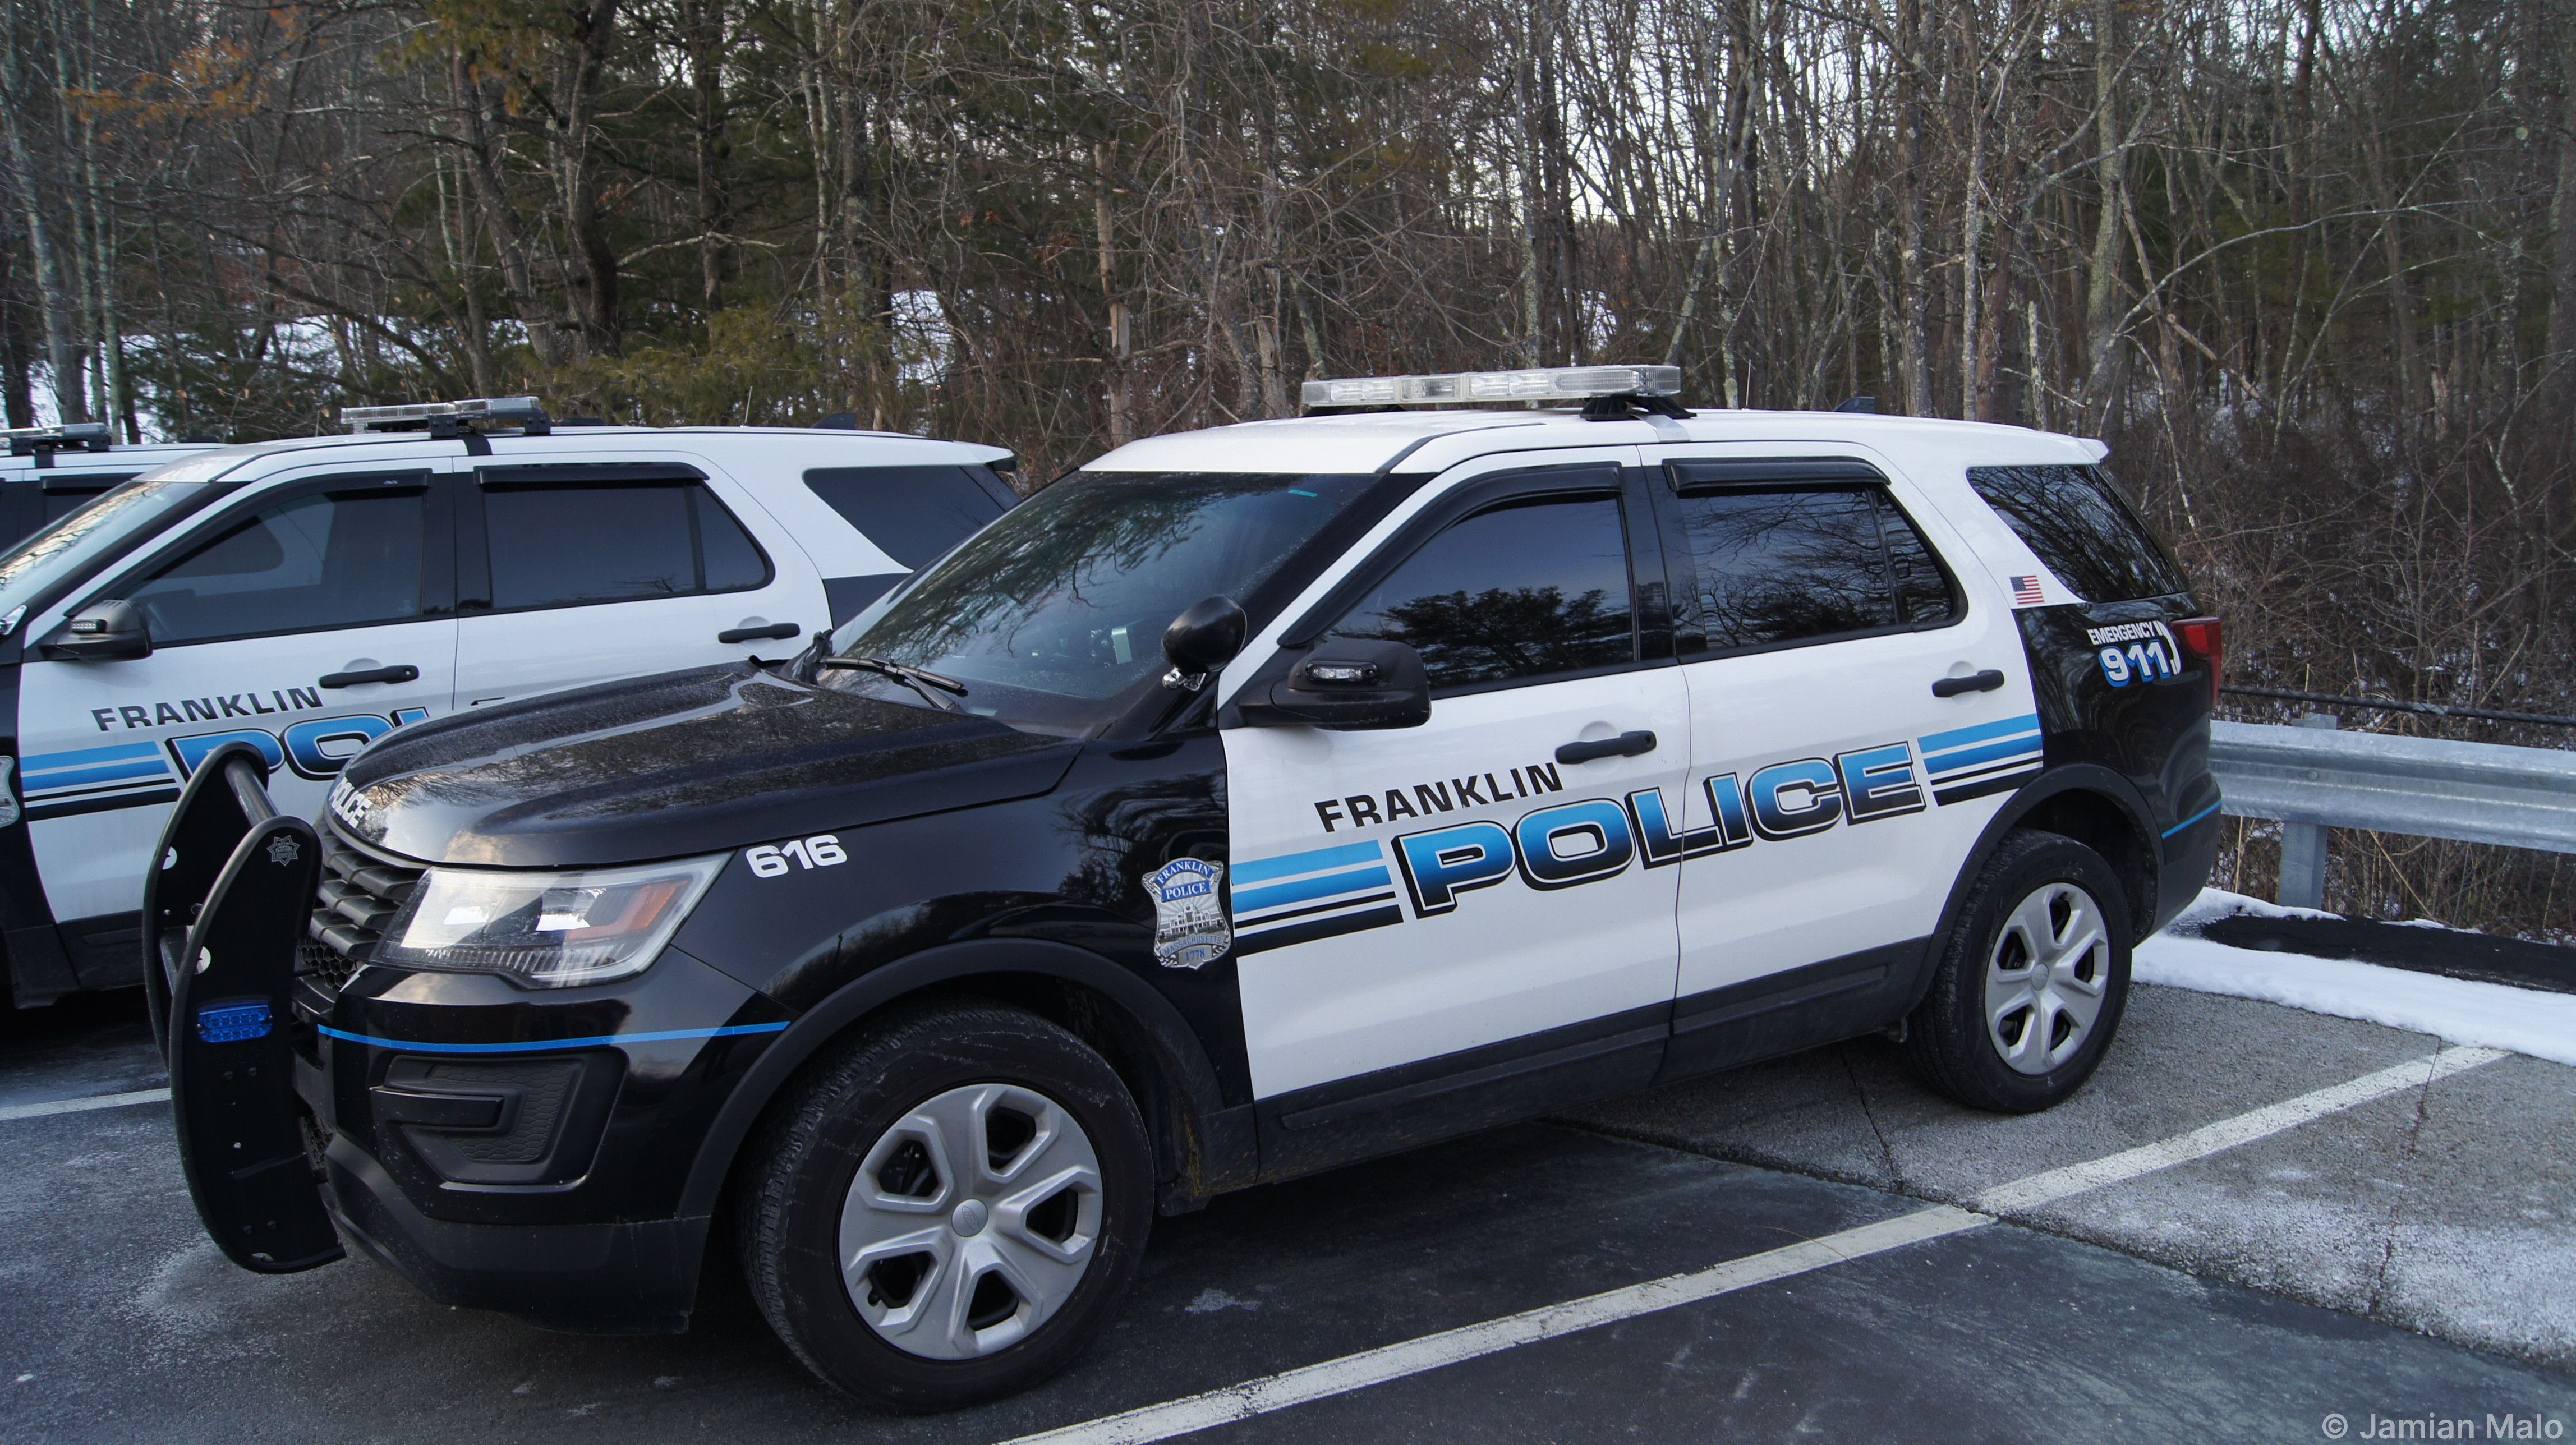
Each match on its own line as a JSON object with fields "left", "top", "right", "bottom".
{"left": 332, "top": 663, "right": 1080, "bottom": 867}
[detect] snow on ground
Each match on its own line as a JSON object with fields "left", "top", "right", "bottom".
{"left": 2138, "top": 889, "right": 2576, "bottom": 1067}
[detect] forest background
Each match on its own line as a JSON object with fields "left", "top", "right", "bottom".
{"left": 3, "top": 0, "right": 2575, "bottom": 933}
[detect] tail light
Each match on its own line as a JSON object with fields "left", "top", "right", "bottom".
{"left": 2174, "top": 616, "right": 2223, "bottom": 707}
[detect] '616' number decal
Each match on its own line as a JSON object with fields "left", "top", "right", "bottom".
{"left": 747, "top": 835, "right": 847, "bottom": 877}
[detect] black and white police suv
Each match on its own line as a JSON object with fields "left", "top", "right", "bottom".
{"left": 153, "top": 366, "right": 2221, "bottom": 1411}
{"left": 0, "top": 398, "right": 1014, "bottom": 1007}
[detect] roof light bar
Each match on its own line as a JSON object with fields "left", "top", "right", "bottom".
{"left": 342, "top": 396, "right": 549, "bottom": 434}
{"left": 3, "top": 421, "right": 112, "bottom": 457}
{"left": 1300, "top": 365, "right": 1682, "bottom": 409}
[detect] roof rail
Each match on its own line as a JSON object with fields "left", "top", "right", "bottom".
{"left": 3, "top": 422, "right": 113, "bottom": 459}
{"left": 341, "top": 396, "right": 551, "bottom": 439}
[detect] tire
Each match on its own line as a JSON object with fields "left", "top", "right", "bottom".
{"left": 739, "top": 998, "right": 1153, "bottom": 1411}
{"left": 1902, "top": 829, "right": 2132, "bottom": 1114}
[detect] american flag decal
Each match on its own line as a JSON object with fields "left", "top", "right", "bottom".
{"left": 2010, "top": 574, "right": 2045, "bottom": 605}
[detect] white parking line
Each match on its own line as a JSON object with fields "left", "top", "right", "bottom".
{"left": 1004, "top": 1205, "right": 1993, "bottom": 1445}
{"left": 0, "top": 1087, "right": 170, "bottom": 1122}
{"left": 1004, "top": 1042, "right": 2511, "bottom": 1445}
{"left": 1971, "top": 1044, "right": 2505, "bottom": 1214}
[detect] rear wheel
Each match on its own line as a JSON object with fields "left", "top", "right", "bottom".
{"left": 1903, "top": 830, "right": 2132, "bottom": 1113}
{"left": 740, "top": 1000, "right": 1152, "bottom": 1410}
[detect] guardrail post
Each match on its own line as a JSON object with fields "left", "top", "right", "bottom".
{"left": 2276, "top": 712, "right": 2338, "bottom": 909}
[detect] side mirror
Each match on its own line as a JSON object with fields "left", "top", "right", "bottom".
{"left": 41, "top": 599, "right": 151, "bottom": 662}
{"left": 1244, "top": 639, "right": 1430, "bottom": 730}
{"left": 1161, "top": 595, "right": 1248, "bottom": 692}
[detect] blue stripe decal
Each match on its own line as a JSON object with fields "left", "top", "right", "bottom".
{"left": 1229, "top": 840, "right": 1383, "bottom": 886}
{"left": 1232, "top": 866, "right": 1393, "bottom": 915}
{"left": 1922, "top": 735, "right": 2045, "bottom": 775}
{"left": 25, "top": 760, "right": 172, "bottom": 793}
{"left": 1917, "top": 713, "right": 2042, "bottom": 754}
{"left": 23, "top": 740, "right": 164, "bottom": 771}
{"left": 318, "top": 1021, "right": 790, "bottom": 1053}
{"left": 2161, "top": 799, "right": 2224, "bottom": 839}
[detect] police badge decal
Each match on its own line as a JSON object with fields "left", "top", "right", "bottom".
{"left": 1142, "top": 858, "right": 1231, "bottom": 969}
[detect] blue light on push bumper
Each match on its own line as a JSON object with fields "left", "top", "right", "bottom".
{"left": 196, "top": 1001, "right": 273, "bottom": 1043}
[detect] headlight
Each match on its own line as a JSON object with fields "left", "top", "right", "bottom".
{"left": 372, "top": 855, "right": 725, "bottom": 988}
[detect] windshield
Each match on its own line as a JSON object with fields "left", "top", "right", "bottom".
{"left": 825, "top": 470, "right": 1378, "bottom": 733}
{"left": 0, "top": 468, "right": 236, "bottom": 624}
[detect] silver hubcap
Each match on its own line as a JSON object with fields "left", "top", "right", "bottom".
{"left": 1984, "top": 881, "right": 2112, "bottom": 1076}
{"left": 838, "top": 1082, "right": 1103, "bottom": 1360}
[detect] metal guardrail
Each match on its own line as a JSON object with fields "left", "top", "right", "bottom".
{"left": 2208, "top": 717, "right": 2576, "bottom": 907}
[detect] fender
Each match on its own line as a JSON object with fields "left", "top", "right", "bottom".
{"left": 677, "top": 937, "right": 1254, "bottom": 1222}
{"left": 1902, "top": 762, "right": 2161, "bottom": 1019}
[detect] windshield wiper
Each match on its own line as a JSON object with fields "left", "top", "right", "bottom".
{"left": 818, "top": 654, "right": 970, "bottom": 710}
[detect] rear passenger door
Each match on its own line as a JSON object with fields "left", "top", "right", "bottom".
{"left": 451, "top": 462, "right": 818, "bottom": 707}
{"left": 1640, "top": 450, "right": 2039, "bottom": 1076}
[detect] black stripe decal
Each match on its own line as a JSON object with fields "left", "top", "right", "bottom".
{"left": 26, "top": 787, "right": 180, "bottom": 822}
{"left": 1933, "top": 767, "right": 2039, "bottom": 807}
{"left": 1232, "top": 904, "right": 1404, "bottom": 955}
{"left": 1234, "top": 891, "right": 1399, "bottom": 931}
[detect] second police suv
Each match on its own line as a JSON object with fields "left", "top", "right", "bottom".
{"left": 155, "top": 366, "right": 2221, "bottom": 1411}
{"left": 0, "top": 399, "right": 1015, "bottom": 1007}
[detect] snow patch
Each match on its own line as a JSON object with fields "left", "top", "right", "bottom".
{"left": 1182, "top": 1287, "right": 1261, "bottom": 1314}
{"left": 2139, "top": 890, "right": 2576, "bottom": 1066}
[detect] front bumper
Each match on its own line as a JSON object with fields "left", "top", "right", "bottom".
{"left": 323, "top": 1136, "right": 709, "bottom": 1333}
{"left": 289, "top": 916, "right": 789, "bottom": 1332}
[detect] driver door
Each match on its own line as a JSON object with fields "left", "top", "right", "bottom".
{"left": 17, "top": 467, "right": 458, "bottom": 929}
{"left": 1222, "top": 453, "right": 1689, "bottom": 1175}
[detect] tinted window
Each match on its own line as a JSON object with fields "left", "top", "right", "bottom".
{"left": 696, "top": 488, "right": 771, "bottom": 591}
{"left": 1329, "top": 495, "right": 1634, "bottom": 691}
{"left": 830, "top": 470, "right": 1376, "bottom": 733}
{"left": 804, "top": 466, "right": 1009, "bottom": 569}
{"left": 1667, "top": 486, "right": 1954, "bottom": 654}
{"left": 129, "top": 486, "right": 427, "bottom": 644}
{"left": 1967, "top": 464, "right": 2188, "bottom": 602}
{"left": 484, "top": 482, "right": 770, "bottom": 609}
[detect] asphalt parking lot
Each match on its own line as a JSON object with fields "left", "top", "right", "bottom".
{"left": 3, "top": 984, "right": 2570, "bottom": 1444}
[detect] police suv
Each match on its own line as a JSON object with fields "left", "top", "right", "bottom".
{"left": 152, "top": 366, "right": 2220, "bottom": 1411}
{"left": 0, "top": 399, "right": 1014, "bottom": 1006}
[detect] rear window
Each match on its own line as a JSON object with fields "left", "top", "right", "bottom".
{"left": 804, "top": 466, "right": 1010, "bottom": 569}
{"left": 1966, "top": 464, "right": 2188, "bottom": 603}
{"left": 1664, "top": 486, "right": 1958, "bottom": 655}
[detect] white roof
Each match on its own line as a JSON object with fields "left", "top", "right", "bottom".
{"left": 1083, "top": 407, "right": 2105, "bottom": 478}
{"left": 131, "top": 425, "right": 1012, "bottom": 485}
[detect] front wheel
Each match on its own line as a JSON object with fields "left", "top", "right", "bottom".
{"left": 1903, "top": 829, "right": 2132, "bottom": 1113}
{"left": 739, "top": 1000, "right": 1153, "bottom": 1410}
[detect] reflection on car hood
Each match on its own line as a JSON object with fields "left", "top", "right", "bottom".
{"left": 334, "top": 663, "right": 1080, "bottom": 867}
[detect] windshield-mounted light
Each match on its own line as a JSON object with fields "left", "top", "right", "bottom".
{"left": 370, "top": 854, "right": 725, "bottom": 988}
{"left": 1299, "top": 365, "right": 1682, "bottom": 409}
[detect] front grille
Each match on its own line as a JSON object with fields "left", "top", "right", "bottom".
{"left": 303, "top": 824, "right": 424, "bottom": 989}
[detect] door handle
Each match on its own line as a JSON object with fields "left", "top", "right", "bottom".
{"left": 719, "top": 622, "right": 801, "bottom": 645}
{"left": 1932, "top": 669, "right": 2007, "bottom": 697}
{"left": 1556, "top": 730, "right": 1658, "bottom": 765}
{"left": 319, "top": 664, "right": 420, "bottom": 688}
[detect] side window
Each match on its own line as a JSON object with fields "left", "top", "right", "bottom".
{"left": 1966, "top": 464, "right": 2189, "bottom": 602}
{"left": 127, "top": 485, "right": 429, "bottom": 645}
{"left": 1327, "top": 494, "right": 1635, "bottom": 692}
{"left": 482, "top": 482, "right": 771, "bottom": 610}
{"left": 1665, "top": 485, "right": 1956, "bottom": 655}
{"left": 803, "top": 466, "right": 1009, "bottom": 569}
